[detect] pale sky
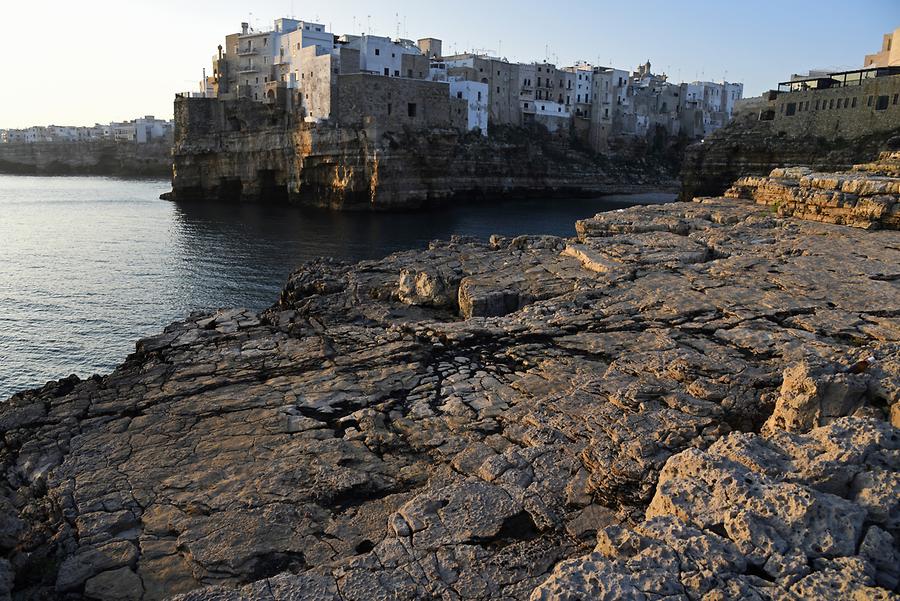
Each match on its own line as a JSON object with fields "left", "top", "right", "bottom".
{"left": 0, "top": 0, "right": 896, "bottom": 128}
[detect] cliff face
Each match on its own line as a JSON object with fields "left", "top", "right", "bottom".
{"left": 679, "top": 112, "right": 900, "bottom": 201}
{"left": 1, "top": 199, "right": 898, "bottom": 600}
{"left": 0, "top": 141, "right": 172, "bottom": 177}
{"left": 170, "top": 98, "right": 678, "bottom": 209}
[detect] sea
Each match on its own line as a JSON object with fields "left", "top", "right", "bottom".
{"left": 0, "top": 174, "right": 675, "bottom": 399}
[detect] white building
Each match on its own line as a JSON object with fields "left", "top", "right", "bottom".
{"left": 278, "top": 19, "right": 334, "bottom": 90}
{"left": 343, "top": 35, "right": 422, "bottom": 77}
{"left": 449, "top": 80, "right": 489, "bottom": 135}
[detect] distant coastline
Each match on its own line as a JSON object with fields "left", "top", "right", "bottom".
{"left": 0, "top": 140, "right": 172, "bottom": 178}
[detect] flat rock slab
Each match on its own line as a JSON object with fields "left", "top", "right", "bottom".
{"left": 1, "top": 200, "right": 899, "bottom": 600}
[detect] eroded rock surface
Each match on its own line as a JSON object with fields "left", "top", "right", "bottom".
{"left": 1, "top": 199, "right": 898, "bottom": 600}
{"left": 726, "top": 151, "right": 900, "bottom": 229}
{"left": 534, "top": 417, "right": 900, "bottom": 600}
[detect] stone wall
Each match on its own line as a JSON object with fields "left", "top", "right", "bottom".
{"left": 334, "top": 73, "right": 467, "bottom": 131}
{"left": 771, "top": 74, "right": 900, "bottom": 138}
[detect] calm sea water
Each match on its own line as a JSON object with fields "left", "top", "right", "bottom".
{"left": 0, "top": 175, "right": 675, "bottom": 399}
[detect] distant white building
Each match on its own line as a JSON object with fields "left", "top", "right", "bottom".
{"left": 0, "top": 121, "right": 161, "bottom": 144}
{"left": 682, "top": 80, "right": 744, "bottom": 138}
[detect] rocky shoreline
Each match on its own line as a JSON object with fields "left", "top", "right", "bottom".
{"left": 1, "top": 197, "right": 899, "bottom": 600}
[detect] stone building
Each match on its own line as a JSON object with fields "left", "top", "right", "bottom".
{"left": 865, "top": 27, "right": 900, "bottom": 68}
{"left": 334, "top": 74, "right": 468, "bottom": 131}
{"left": 766, "top": 67, "right": 900, "bottom": 138}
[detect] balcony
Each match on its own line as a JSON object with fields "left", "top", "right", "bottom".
{"left": 238, "top": 48, "right": 259, "bottom": 56}
{"left": 237, "top": 65, "right": 259, "bottom": 74}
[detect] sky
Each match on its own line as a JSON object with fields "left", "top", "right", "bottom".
{"left": 0, "top": 0, "right": 896, "bottom": 128}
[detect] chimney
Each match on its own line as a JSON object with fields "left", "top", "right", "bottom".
{"left": 218, "top": 45, "right": 223, "bottom": 60}
{"left": 241, "top": 22, "right": 249, "bottom": 35}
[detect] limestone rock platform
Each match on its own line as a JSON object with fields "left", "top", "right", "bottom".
{"left": 2, "top": 199, "right": 898, "bottom": 600}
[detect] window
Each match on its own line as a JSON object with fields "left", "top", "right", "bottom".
{"left": 477, "top": 91, "right": 482, "bottom": 101}
{"left": 457, "top": 91, "right": 463, "bottom": 99}
{"left": 375, "top": 49, "right": 380, "bottom": 56}
{"left": 407, "top": 69, "right": 413, "bottom": 78}
{"left": 785, "top": 102, "right": 797, "bottom": 116}
{"left": 893, "top": 94, "right": 899, "bottom": 105}
{"left": 387, "top": 103, "right": 392, "bottom": 115}
{"left": 408, "top": 103, "right": 417, "bottom": 117}
{"left": 875, "top": 95, "right": 889, "bottom": 111}
{"left": 829, "top": 99, "right": 834, "bottom": 109}
{"left": 264, "top": 38, "right": 268, "bottom": 46}
{"left": 297, "top": 43, "right": 301, "bottom": 49}
{"left": 384, "top": 67, "right": 389, "bottom": 76}
{"left": 496, "top": 86, "right": 500, "bottom": 93}
{"left": 394, "top": 70, "right": 399, "bottom": 77}
{"left": 524, "top": 102, "right": 529, "bottom": 108}
{"left": 867, "top": 95, "right": 874, "bottom": 107}
{"left": 391, "top": 53, "right": 395, "bottom": 58}
{"left": 852, "top": 97, "right": 858, "bottom": 108}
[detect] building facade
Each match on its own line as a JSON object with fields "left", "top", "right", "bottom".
{"left": 194, "top": 16, "right": 746, "bottom": 150}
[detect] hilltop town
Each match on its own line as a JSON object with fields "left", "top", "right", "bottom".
{"left": 190, "top": 17, "right": 743, "bottom": 151}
